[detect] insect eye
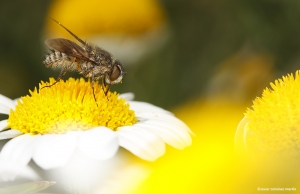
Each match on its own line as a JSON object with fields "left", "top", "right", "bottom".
{"left": 109, "top": 65, "right": 121, "bottom": 81}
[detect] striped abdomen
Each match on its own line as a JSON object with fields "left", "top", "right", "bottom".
{"left": 43, "top": 50, "right": 77, "bottom": 71}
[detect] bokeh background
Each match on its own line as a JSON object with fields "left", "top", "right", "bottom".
{"left": 1, "top": 0, "right": 300, "bottom": 193}
{"left": 2, "top": 0, "right": 300, "bottom": 106}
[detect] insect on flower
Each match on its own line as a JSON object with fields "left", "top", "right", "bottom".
{"left": 42, "top": 18, "right": 125, "bottom": 101}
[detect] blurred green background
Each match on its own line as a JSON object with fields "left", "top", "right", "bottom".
{"left": 1, "top": 0, "right": 300, "bottom": 109}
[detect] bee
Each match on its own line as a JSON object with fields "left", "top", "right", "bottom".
{"left": 43, "top": 18, "right": 125, "bottom": 101}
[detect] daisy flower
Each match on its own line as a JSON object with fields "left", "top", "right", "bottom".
{"left": 235, "top": 70, "right": 300, "bottom": 157}
{"left": 0, "top": 78, "right": 192, "bottom": 182}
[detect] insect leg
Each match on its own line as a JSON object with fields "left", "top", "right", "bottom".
{"left": 90, "top": 70, "right": 99, "bottom": 106}
{"left": 101, "top": 76, "right": 106, "bottom": 94}
{"left": 41, "top": 61, "right": 73, "bottom": 89}
{"left": 105, "top": 84, "right": 111, "bottom": 96}
{"left": 91, "top": 79, "right": 99, "bottom": 106}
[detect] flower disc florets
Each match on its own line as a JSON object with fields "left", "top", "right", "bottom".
{"left": 8, "top": 78, "right": 137, "bottom": 135}
{"left": 245, "top": 71, "right": 300, "bottom": 156}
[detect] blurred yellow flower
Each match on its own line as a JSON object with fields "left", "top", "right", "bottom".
{"left": 46, "top": 0, "right": 166, "bottom": 37}
{"left": 129, "top": 99, "right": 247, "bottom": 193}
{"left": 236, "top": 71, "right": 300, "bottom": 157}
{"left": 233, "top": 70, "right": 300, "bottom": 193}
{"left": 130, "top": 97, "right": 300, "bottom": 193}
{"left": 45, "top": 0, "right": 169, "bottom": 65}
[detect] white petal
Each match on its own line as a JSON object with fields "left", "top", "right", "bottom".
{"left": 0, "top": 94, "right": 15, "bottom": 113}
{"left": 0, "top": 129, "right": 22, "bottom": 140}
{"left": 117, "top": 126, "right": 165, "bottom": 161}
{"left": 141, "top": 119, "right": 192, "bottom": 149}
{"left": 0, "top": 181, "right": 56, "bottom": 194}
{"left": 129, "top": 101, "right": 171, "bottom": 114}
{"left": 0, "top": 120, "right": 8, "bottom": 132}
{"left": 133, "top": 122, "right": 188, "bottom": 150}
{"left": 33, "top": 132, "right": 78, "bottom": 170}
{"left": 0, "top": 134, "right": 37, "bottom": 181}
{"left": 0, "top": 134, "right": 37, "bottom": 163}
{"left": 136, "top": 111, "right": 194, "bottom": 135}
{"left": 119, "top": 93, "right": 135, "bottom": 101}
{"left": 13, "top": 97, "right": 21, "bottom": 103}
{"left": 78, "top": 127, "right": 119, "bottom": 160}
{"left": 0, "top": 106, "right": 10, "bottom": 115}
{"left": 122, "top": 101, "right": 192, "bottom": 152}
{"left": 234, "top": 116, "right": 248, "bottom": 154}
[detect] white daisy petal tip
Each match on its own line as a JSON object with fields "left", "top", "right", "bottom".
{"left": 0, "top": 94, "right": 16, "bottom": 111}
{"left": 0, "top": 181, "right": 56, "bottom": 193}
{"left": 132, "top": 112, "right": 193, "bottom": 151}
{"left": 0, "top": 120, "right": 8, "bottom": 132}
{"left": 32, "top": 132, "right": 78, "bottom": 170}
{"left": 0, "top": 107, "right": 10, "bottom": 115}
{"left": 0, "top": 129, "right": 23, "bottom": 140}
{"left": 119, "top": 92, "right": 135, "bottom": 101}
{"left": 234, "top": 116, "right": 249, "bottom": 155}
{"left": 0, "top": 134, "right": 38, "bottom": 180}
{"left": 117, "top": 126, "right": 166, "bottom": 161}
{"left": 117, "top": 100, "right": 194, "bottom": 160}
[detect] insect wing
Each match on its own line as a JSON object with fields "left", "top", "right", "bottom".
{"left": 45, "top": 38, "right": 88, "bottom": 59}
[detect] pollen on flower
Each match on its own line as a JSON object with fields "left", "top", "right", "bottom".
{"left": 7, "top": 78, "right": 137, "bottom": 135}
{"left": 245, "top": 71, "right": 300, "bottom": 156}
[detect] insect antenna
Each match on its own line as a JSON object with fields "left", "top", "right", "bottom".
{"left": 48, "top": 16, "right": 86, "bottom": 46}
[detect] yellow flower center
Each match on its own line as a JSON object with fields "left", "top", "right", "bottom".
{"left": 245, "top": 71, "right": 300, "bottom": 156}
{"left": 8, "top": 78, "right": 137, "bottom": 135}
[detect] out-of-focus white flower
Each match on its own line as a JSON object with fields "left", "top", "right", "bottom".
{"left": 0, "top": 181, "right": 56, "bottom": 194}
